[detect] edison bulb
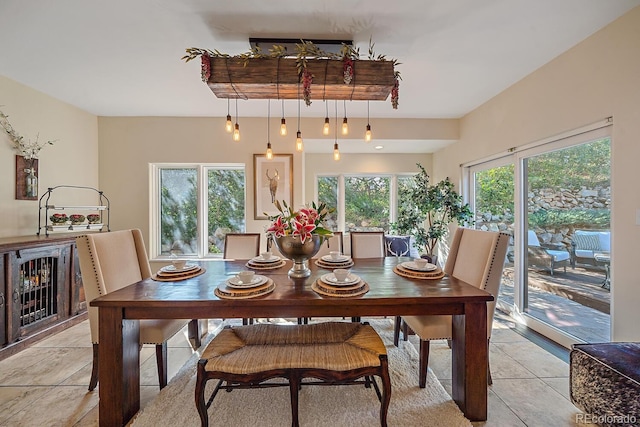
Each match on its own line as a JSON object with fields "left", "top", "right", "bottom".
{"left": 225, "top": 115, "right": 233, "bottom": 133}
{"left": 233, "top": 123, "right": 240, "bottom": 142}
{"left": 323, "top": 117, "right": 330, "bottom": 135}
{"left": 280, "top": 118, "right": 287, "bottom": 136}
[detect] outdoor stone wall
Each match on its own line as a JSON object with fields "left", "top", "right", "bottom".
{"left": 475, "top": 186, "right": 611, "bottom": 249}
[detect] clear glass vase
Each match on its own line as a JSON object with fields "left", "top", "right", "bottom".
{"left": 25, "top": 168, "right": 38, "bottom": 198}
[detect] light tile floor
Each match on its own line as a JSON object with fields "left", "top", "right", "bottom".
{"left": 0, "top": 315, "right": 595, "bottom": 427}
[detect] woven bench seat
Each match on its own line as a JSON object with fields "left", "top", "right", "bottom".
{"left": 195, "top": 322, "right": 391, "bottom": 427}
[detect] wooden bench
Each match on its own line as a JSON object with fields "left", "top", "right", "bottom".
{"left": 195, "top": 322, "right": 391, "bottom": 427}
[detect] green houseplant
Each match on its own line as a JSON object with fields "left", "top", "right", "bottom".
{"left": 392, "top": 163, "right": 473, "bottom": 261}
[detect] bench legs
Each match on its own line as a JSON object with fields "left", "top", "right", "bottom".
{"left": 195, "top": 363, "right": 391, "bottom": 427}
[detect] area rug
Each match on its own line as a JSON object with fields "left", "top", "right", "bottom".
{"left": 131, "top": 319, "right": 472, "bottom": 427}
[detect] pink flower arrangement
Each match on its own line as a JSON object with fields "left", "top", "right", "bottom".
{"left": 266, "top": 200, "right": 334, "bottom": 244}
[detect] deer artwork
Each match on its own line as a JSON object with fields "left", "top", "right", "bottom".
{"left": 266, "top": 169, "right": 279, "bottom": 203}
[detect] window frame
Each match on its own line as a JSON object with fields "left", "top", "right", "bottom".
{"left": 315, "top": 172, "right": 415, "bottom": 233}
{"left": 149, "top": 163, "right": 246, "bottom": 260}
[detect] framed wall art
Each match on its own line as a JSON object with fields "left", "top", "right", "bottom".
{"left": 253, "top": 153, "right": 293, "bottom": 220}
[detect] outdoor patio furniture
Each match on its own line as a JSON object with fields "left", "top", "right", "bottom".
{"left": 570, "top": 342, "right": 640, "bottom": 423}
{"left": 570, "top": 230, "right": 610, "bottom": 268}
{"left": 527, "top": 230, "right": 570, "bottom": 276}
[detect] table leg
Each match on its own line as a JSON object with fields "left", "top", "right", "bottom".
{"left": 98, "top": 307, "right": 140, "bottom": 427}
{"left": 451, "top": 302, "right": 488, "bottom": 421}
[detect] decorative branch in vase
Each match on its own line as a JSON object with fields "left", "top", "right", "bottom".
{"left": 1, "top": 107, "right": 56, "bottom": 199}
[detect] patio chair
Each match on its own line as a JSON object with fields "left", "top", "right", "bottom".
{"left": 527, "top": 230, "right": 570, "bottom": 275}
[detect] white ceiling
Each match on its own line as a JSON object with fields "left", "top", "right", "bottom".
{"left": 1, "top": 0, "right": 638, "bottom": 153}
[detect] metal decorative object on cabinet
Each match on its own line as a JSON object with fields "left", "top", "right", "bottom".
{"left": 37, "top": 185, "right": 110, "bottom": 236}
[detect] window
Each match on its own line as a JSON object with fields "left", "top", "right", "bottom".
{"left": 466, "top": 120, "right": 612, "bottom": 347}
{"left": 316, "top": 174, "right": 415, "bottom": 233}
{"left": 151, "top": 164, "right": 245, "bottom": 259}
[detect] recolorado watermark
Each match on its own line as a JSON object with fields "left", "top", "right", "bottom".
{"left": 576, "top": 413, "right": 637, "bottom": 425}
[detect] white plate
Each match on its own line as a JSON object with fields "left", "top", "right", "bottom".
{"left": 227, "top": 275, "right": 268, "bottom": 288}
{"left": 250, "top": 255, "right": 282, "bottom": 264}
{"left": 160, "top": 263, "right": 199, "bottom": 273}
{"left": 320, "top": 272, "right": 360, "bottom": 286}
{"left": 320, "top": 254, "right": 351, "bottom": 263}
{"left": 400, "top": 261, "right": 437, "bottom": 272}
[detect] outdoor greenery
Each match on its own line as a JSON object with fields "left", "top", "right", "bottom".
{"left": 475, "top": 139, "right": 610, "bottom": 231}
{"left": 160, "top": 168, "right": 245, "bottom": 255}
{"left": 529, "top": 208, "right": 610, "bottom": 229}
{"left": 392, "top": 164, "right": 473, "bottom": 256}
{"left": 344, "top": 176, "right": 390, "bottom": 231}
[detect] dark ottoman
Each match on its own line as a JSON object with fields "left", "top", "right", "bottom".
{"left": 570, "top": 342, "right": 640, "bottom": 426}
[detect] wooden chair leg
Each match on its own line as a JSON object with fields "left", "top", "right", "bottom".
{"left": 188, "top": 319, "right": 201, "bottom": 350}
{"left": 195, "top": 360, "right": 209, "bottom": 427}
{"left": 89, "top": 343, "right": 99, "bottom": 391}
{"left": 419, "top": 339, "right": 430, "bottom": 388}
{"left": 393, "top": 316, "right": 401, "bottom": 346}
{"left": 401, "top": 320, "right": 409, "bottom": 341}
{"left": 156, "top": 342, "right": 168, "bottom": 389}
{"left": 379, "top": 356, "right": 391, "bottom": 427}
{"left": 288, "top": 370, "right": 301, "bottom": 427}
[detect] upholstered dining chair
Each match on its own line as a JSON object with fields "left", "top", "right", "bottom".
{"left": 314, "top": 231, "right": 344, "bottom": 258}
{"left": 76, "top": 229, "right": 197, "bottom": 390}
{"left": 394, "top": 227, "right": 510, "bottom": 388}
{"left": 223, "top": 233, "right": 261, "bottom": 259}
{"left": 350, "top": 231, "right": 385, "bottom": 258}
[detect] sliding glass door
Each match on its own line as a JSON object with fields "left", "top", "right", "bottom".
{"left": 468, "top": 122, "right": 612, "bottom": 346}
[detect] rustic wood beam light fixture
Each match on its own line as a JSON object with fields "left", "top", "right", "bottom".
{"left": 183, "top": 39, "right": 401, "bottom": 108}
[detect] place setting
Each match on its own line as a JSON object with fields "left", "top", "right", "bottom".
{"left": 215, "top": 270, "right": 275, "bottom": 299}
{"left": 393, "top": 257, "right": 445, "bottom": 280}
{"left": 153, "top": 259, "right": 205, "bottom": 281}
{"left": 245, "top": 251, "right": 287, "bottom": 270}
{"left": 314, "top": 250, "right": 355, "bottom": 270}
{"left": 311, "top": 268, "right": 369, "bottom": 298}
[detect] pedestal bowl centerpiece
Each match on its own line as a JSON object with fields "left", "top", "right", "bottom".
{"left": 266, "top": 200, "right": 334, "bottom": 278}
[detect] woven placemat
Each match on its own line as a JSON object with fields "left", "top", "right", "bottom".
{"left": 314, "top": 259, "right": 355, "bottom": 269}
{"left": 215, "top": 279, "right": 275, "bottom": 299}
{"left": 245, "top": 259, "right": 287, "bottom": 270}
{"left": 153, "top": 267, "right": 206, "bottom": 282}
{"left": 393, "top": 265, "right": 445, "bottom": 280}
{"left": 311, "top": 280, "right": 369, "bottom": 298}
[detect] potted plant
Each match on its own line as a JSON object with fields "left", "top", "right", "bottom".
{"left": 69, "top": 214, "right": 86, "bottom": 225}
{"left": 87, "top": 214, "right": 101, "bottom": 224}
{"left": 50, "top": 213, "right": 68, "bottom": 224}
{"left": 391, "top": 163, "right": 473, "bottom": 263}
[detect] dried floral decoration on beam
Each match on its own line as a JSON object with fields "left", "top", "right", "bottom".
{"left": 182, "top": 39, "right": 401, "bottom": 109}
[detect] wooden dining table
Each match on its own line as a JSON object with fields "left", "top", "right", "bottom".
{"left": 91, "top": 257, "right": 493, "bottom": 426}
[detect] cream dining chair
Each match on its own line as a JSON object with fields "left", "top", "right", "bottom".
{"left": 76, "top": 229, "right": 198, "bottom": 390}
{"left": 223, "top": 233, "right": 261, "bottom": 259}
{"left": 349, "top": 231, "right": 385, "bottom": 258}
{"left": 394, "top": 227, "right": 510, "bottom": 388}
{"left": 313, "top": 231, "right": 344, "bottom": 258}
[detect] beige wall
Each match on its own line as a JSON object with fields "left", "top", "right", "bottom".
{"left": 97, "top": 116, "right": 444, "bottom": 252}
{"left": 433, "top": 7, "right": 640, "bottom": 340}
{"left": 0, "top": 76, "right": 99, "bottom": 238}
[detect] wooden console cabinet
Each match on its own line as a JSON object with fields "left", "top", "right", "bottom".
{"left": 0, "top": 234, "right": 88, "bottom": 360}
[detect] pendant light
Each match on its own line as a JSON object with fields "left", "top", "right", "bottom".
{"left": 225, "top": 98, "right": 233, "bottom": 133}
{"left": 296, "top": 82, "right": 303, "bottom": 152}
{"left": 280, "top": 99, "right": 287, "bottom": 136}
{"left": 341, "top": 100, "right": 349, "bottom": 135}
{"left": 322, "top": 100, "right": 330, "bottom": 135}
{"left": 364, "top": 101, "right": 372, "bottom": 142}
{"left": 232, "top": 99, "right": 240, "bottom": 142}
{"left": 333, "top": 100, "right": 340, "bottom": 161}
{"left": 266, "top": 100, "right": 273, "bottom": 159}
